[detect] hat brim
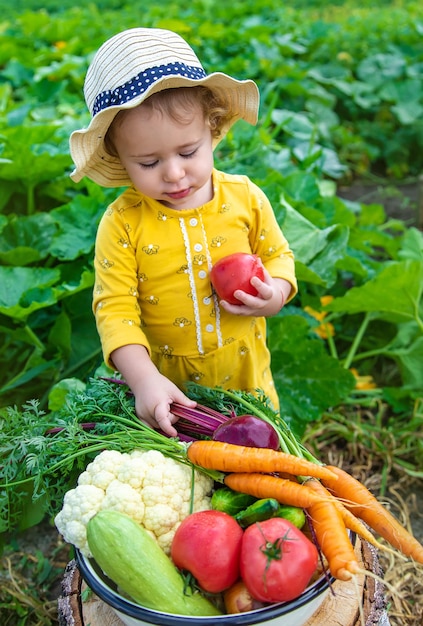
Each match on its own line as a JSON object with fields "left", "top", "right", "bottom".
{"left": 69, "top": 72, "right": 259, "bottom": 187}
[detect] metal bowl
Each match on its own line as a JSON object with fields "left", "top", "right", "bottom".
{"left": 76, "top": 548, "right": 335, "bottom": 626}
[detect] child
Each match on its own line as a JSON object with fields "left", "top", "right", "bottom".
{"left": 70, "top": 28, "right": 297, "bottom": 436}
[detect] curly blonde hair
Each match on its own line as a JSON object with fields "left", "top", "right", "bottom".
{"left": 104, "top": 86, "right": 234, "bottom": 157}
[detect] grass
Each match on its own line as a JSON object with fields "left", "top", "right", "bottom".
{"left": 0, "top": 533, "right": 70, "bottom": 626}
{"left": 302, "top": 395, "right": 423, "bottom": 625}
{"left": 305, "top": 397, "right": 423, "bottom": 492}
{"left": 304, "top": 420, "right": 423, "bottom": 626}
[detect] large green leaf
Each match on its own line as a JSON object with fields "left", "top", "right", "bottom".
{"left": 357, "top": 53, "right": 407, "bottom": 85}
{"left": 0, "top": 267, "right": 60, "bottom": 321}
{"left": 269, "top": 314, "right": 355, "bottom": 436}
{"left": 383, "top": 323, "right": 423, "bottom": 389}
{"left": 398, "top": 227, "right": 423, "bottom": 261}
{"left": 0, "top": 126, "right": 71, "bottom": 188}
{"left": 326, "top": 260, "right": 423, "bottom": 324}
{"left": 271, "top": 109, "right": 315, "bottom": 140}
{"left": 0, "top": 214, "right": 57, "bottom": 265}
{"left": 278, "top": 197, "right": 349, "bottom": 288}
{"left": 0, "top": 265, "right": 94, "bottom": 322}
{"left": 50, "top": 195, "right": 104, "bottom": 261}
{"left": 390, "top": 338, "right": 423, "bottom": 389}
{"left": 280, "top": 171, "right": 322, "bottom": 205}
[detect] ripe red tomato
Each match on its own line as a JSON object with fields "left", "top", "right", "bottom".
{"left": 171, "top": 510, "right": 243, "bottom": 593}
{"left": 240, "top": 518, "right": 318, "bottom": 603}
{"left": 210, "top": 253, "right": 265, "bottom": 305}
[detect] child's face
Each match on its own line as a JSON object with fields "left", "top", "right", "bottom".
{"left": 112, "top": 102, "right": 214, "bottom": 209}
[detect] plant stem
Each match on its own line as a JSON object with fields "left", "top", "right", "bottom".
{"left": 325, "top": 327, "right": 338, "bottom": 359}
{"left": 27, "top": 182, "right": 35, "bottom": 215}
{"left": 61, "top": 348, "right": 103, "bottom": 378}
{"left": 349, "top": 347, "right": 386, "bottom": 363}
{"left": 32, "top": 442, "right": 111, "bottom": 476}
{"left": 342, "top": 311, "right": 373, "bottom": 370}
{"left": 24, "top": 325, "right": 45, "bottom": 351}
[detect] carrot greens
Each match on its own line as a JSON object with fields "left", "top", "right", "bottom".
{"left": 0, "top": 377, "right": 223, "bottom": 535}
{"left": 0, "top": 376, "right": 332, "bottom": 537}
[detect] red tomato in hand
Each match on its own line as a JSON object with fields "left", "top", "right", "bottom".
{"left": 210, "top": 253, "right": 265, "bottom": 305}
{"left": 240, "top": 518, "right": 318, "bottom": 603}
{"left": 171, "top": 510, "right": 243, "bottom": 593}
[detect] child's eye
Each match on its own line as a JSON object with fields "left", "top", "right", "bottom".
{"left": 140, "top": 161, "right": 158, "bottom": 169}
{"left": 181, "top": 149, "right": 197, "bottom": 159}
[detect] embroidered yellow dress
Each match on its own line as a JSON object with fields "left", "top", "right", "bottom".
{"left": 93, "top": 169, "right": 297, "bottom": 408}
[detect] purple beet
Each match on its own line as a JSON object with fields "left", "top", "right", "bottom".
{"left": 212, "top": 415, "right": 280, "bottom": 450}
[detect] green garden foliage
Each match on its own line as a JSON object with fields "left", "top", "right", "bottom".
{"left": 0, "top": 0, "right": 422, "bottom": 437}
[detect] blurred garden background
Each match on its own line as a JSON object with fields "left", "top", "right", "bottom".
{"left": 0, "top": 1, "right": 422, "bottom": 624}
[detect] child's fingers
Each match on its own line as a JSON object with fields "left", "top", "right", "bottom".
{"left": 154, "top": 404, "right": 179, "bottom": 437}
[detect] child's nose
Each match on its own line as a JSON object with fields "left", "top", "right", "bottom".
{"left": 164, "top": 160, "right": 185, "bottom": 182}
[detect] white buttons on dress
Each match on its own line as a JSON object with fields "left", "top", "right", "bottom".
{"left": 205, "top": 324, "right": 214, "bottom": 332}
{"left": 198, "top": 270, "right": 207, "bottom": 279}
{"left": 194, "top": 243, "right": 203, "bottom": 252}
{"left": 189, "top": 218, "right": 198, "bottom": 226}
{"left": 203, "top": 296, "right": 211, "bottom": 305}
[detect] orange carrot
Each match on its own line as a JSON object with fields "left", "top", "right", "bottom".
{"left": 305, "top": 478, "right": 395, "bottom": 555}
{"left": 224, "top": 472, "right": 328, "bottom": 509}
{"left": 187, "top": 440, "right": 338, "bottom": 481}
{"left": 322, "top": 465, "right": 423, "bottom": 564}
{"left": 306, "top": 478, "right": 360, "bottom": 581}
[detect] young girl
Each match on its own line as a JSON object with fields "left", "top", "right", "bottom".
{"left": 70, "top": 27, "right": 297, "bottom": 436}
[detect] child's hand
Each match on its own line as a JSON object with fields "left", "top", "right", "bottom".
{"left": 219, "top": 270, "right": 291, "bottom": 317}
{"left": 133, "top": 371, "right": 197, "bottom": 437}
{"left": 110, "top": 344, "right": 196, "bottom": 437}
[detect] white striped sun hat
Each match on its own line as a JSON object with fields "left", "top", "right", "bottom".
{"left": 69, "top": 27, "right": 260, "bottom": 187}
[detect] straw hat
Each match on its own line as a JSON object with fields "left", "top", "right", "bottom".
{"left": 69, "top": 27, "right": 260, "bottom": 187}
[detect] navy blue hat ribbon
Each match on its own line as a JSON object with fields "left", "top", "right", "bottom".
{"left": 92, "top": 62, "right": 207, "bottom": 115}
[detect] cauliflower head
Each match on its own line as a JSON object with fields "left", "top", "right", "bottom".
{"left": 55, "top": 449, "right": 213, "bottom": 557}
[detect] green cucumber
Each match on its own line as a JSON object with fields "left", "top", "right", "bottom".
{"left": 211, "top": 486, "right": 256, "bottom": 515}
{"left": 275, "top": 505, "right": 306, "bottom": 529}
{"left": 234, "top": 500, "right": 306, "bottom": 529}
{"left": 235, "top": 498, "right": 280, "bottom": 527}
{"left": 86, "top": 510, "right": 221, "bottom": 616}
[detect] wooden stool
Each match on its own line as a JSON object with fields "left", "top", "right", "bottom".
{"left": 58, "top": 539, "right": 388, "bottom": 626}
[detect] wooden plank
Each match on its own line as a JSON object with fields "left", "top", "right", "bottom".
{"left": 82, "top": 588, "right": 125, "bottom": 626}
{"left": 306, "top": 538, "right": 365, "bottom": 626}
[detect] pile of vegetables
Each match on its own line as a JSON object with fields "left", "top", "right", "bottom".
{"left": 85, "top": 505, "right": 320, "bottom": 617}
{"left": 54, "top": 448, "right": 214, "bottom": 557}
{"left": 87, "top": 510, "right": 222, "bottom": 617}
{"left": 32, "top": 377, "right": 421, "bottom": 619}
{"left": 65, "top": 434, "right": 423, "bottom": 617}
{"left": 0, "top": 377, "right": 223, "bottom": 536}
{"left": 170, "top": 508, "right": 318, "bottom": 606}
{"left": 2, "top": 375, "right": 423, "bottom": 617}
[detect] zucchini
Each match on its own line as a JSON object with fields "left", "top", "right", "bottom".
{"left": 86, "top": 510, "right": 221, "bottom": 616}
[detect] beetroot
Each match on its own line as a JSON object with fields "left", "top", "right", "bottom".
{"left": 212, "top": 415, "right": 280, "bottom": 450}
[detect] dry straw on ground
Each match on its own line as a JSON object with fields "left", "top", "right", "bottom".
{"left": 319, "top": 445, "right": 423, "bottom": 626}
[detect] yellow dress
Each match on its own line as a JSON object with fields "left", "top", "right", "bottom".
{"left": 93, "top": 169, "right": 297, "bottom": 408}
